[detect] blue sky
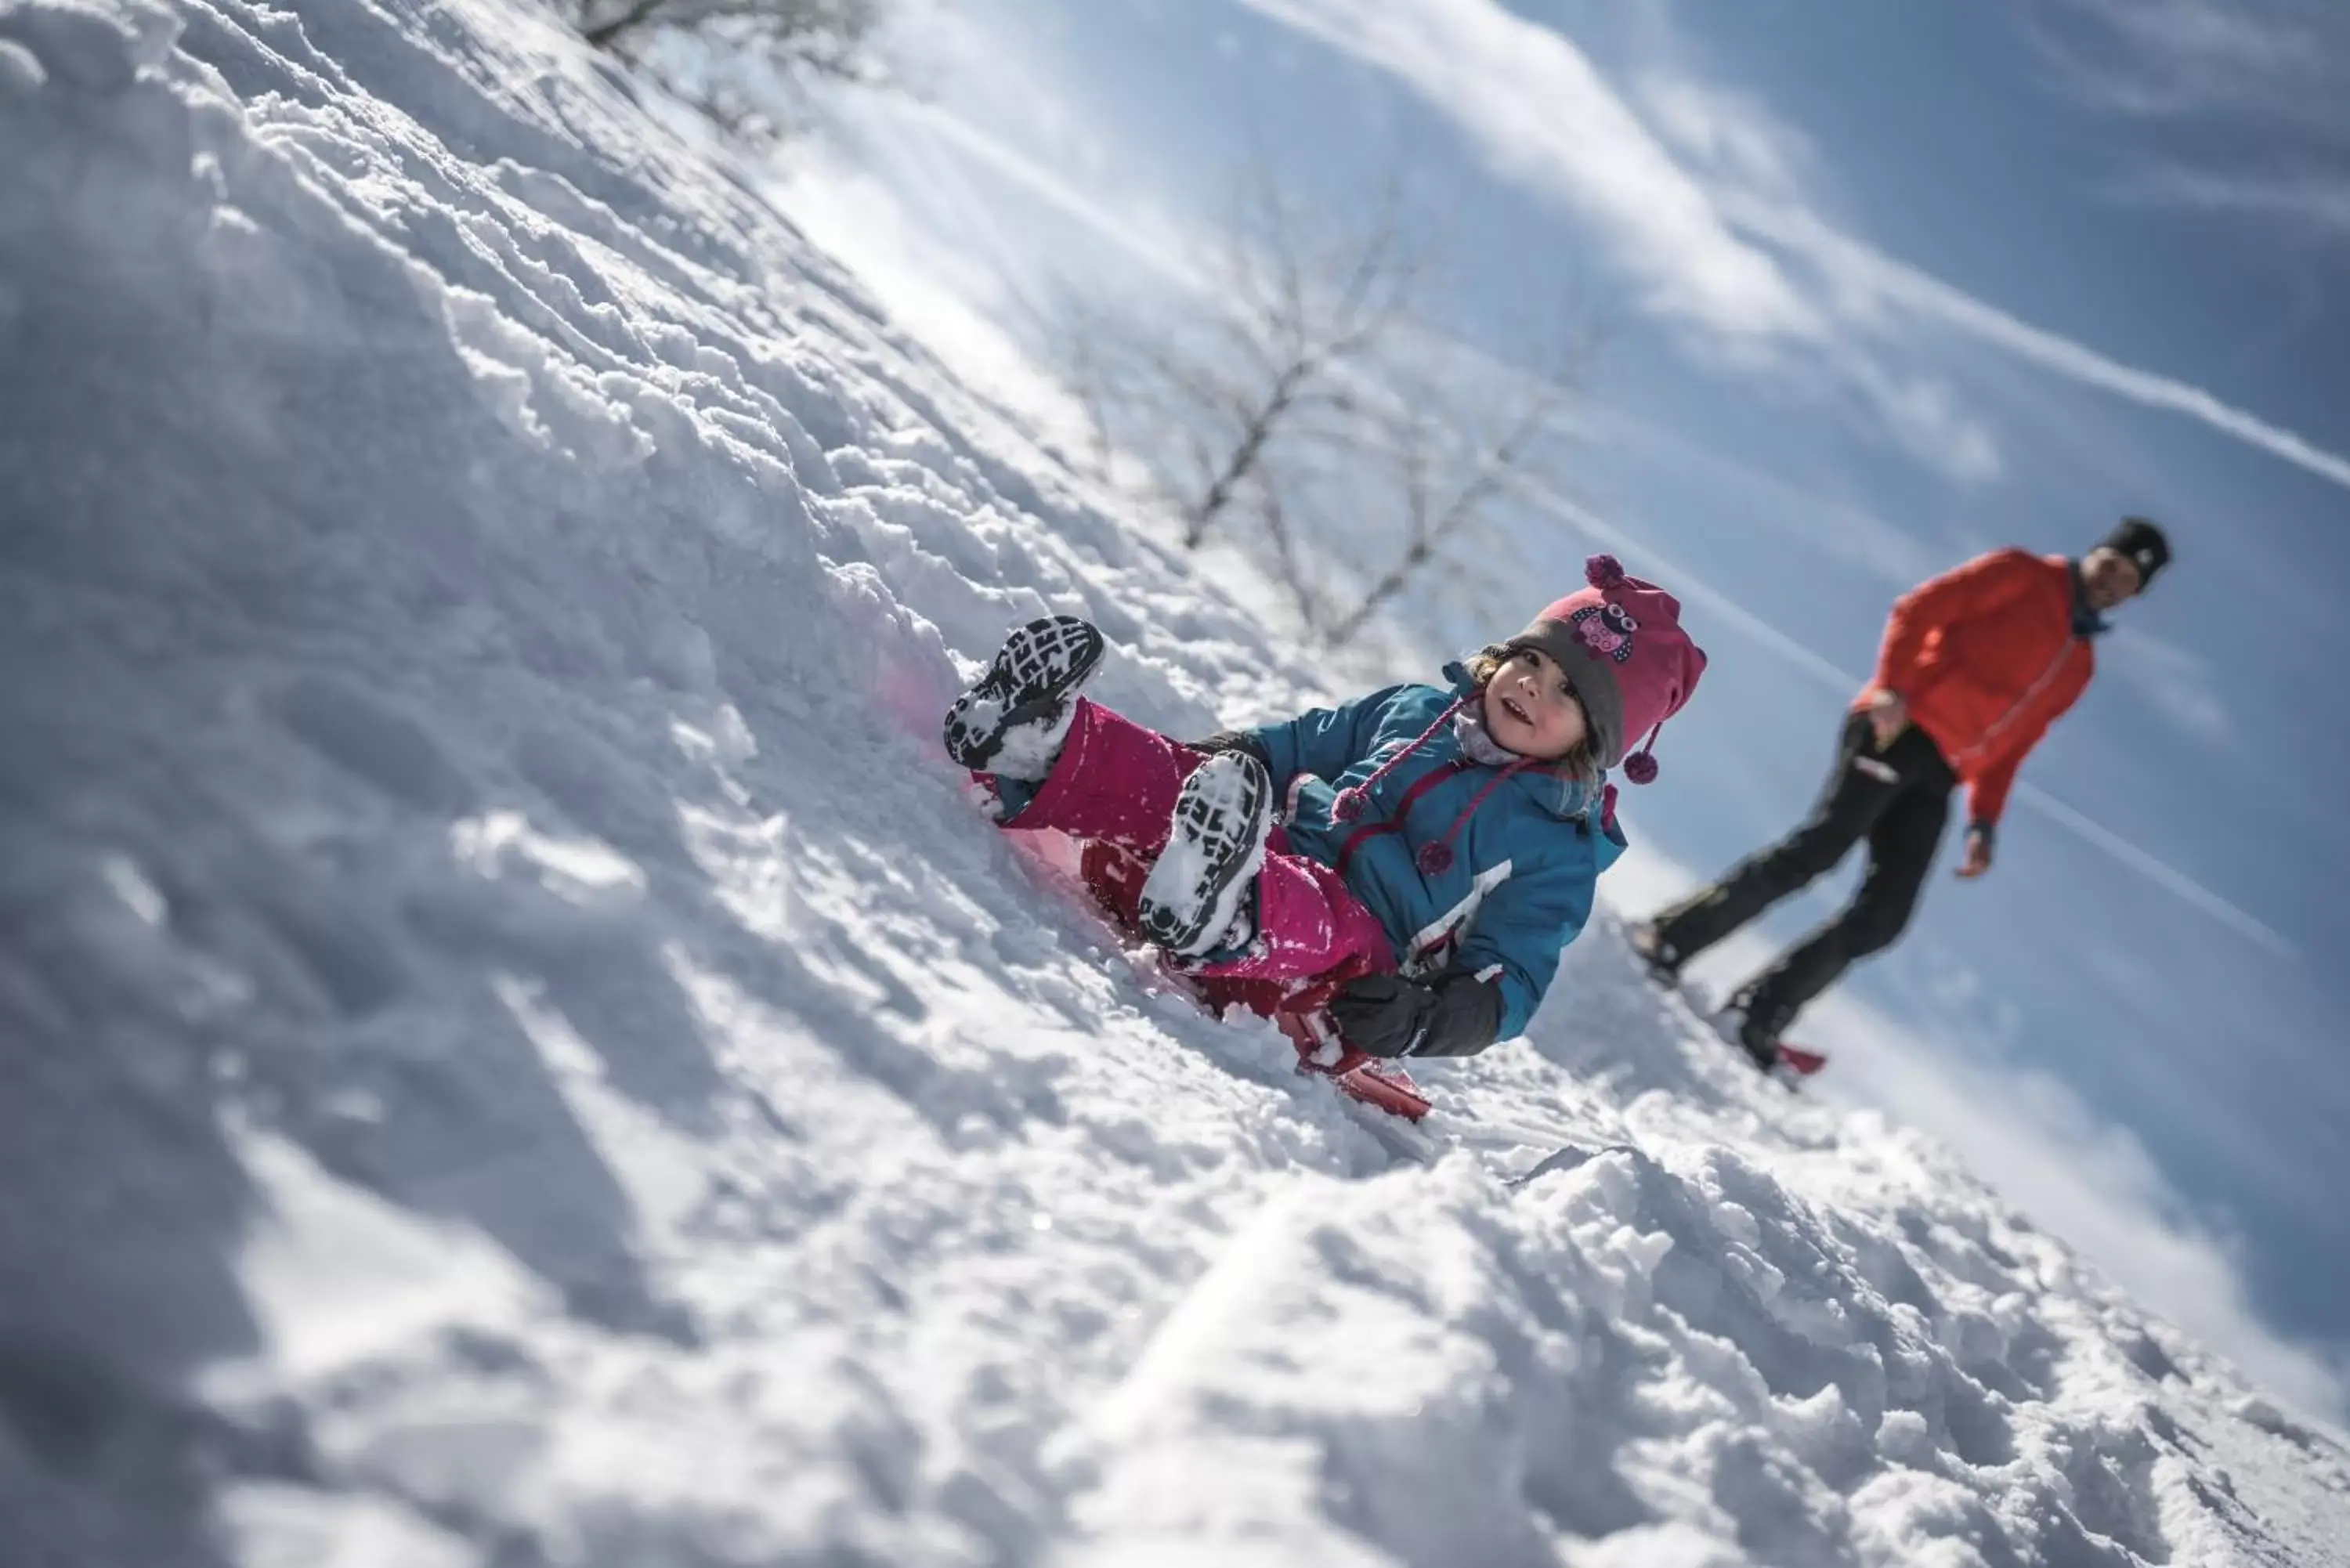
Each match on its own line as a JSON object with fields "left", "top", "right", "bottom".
{"left": 784, "top": 0, "right": 2350, "bottom": 1411}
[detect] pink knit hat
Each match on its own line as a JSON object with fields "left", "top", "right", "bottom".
{"left": 1506, "top": 555, "right": 1707, "bottom": 781}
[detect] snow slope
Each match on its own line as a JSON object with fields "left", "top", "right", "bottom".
{"left": 2, "top": 0, "right": 2346, "bottom": 1563}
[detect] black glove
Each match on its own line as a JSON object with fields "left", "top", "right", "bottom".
{"left": 1329, "top": 972, "right": 1503, "bottom": 1059}
{"left": 1185, "top": 731, "right": 1272, "bottom": 768}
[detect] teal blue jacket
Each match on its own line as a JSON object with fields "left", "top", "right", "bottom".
{"left": 1247, "top": 665, "right": 1625, "bottom": 1040}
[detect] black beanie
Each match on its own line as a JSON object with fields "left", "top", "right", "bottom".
{"left": 2101, "top": 516, "right": 2171, "bottom": 589}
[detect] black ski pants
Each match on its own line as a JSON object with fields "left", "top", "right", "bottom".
{"left": 1650, "top": 710, "right": 1954, "bottom": 1031}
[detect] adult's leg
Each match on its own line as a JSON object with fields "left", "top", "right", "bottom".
{"left": 1646, "top": 712, "right": 1904, "bottom": 966}
{"left": 1734, "top": 780, "right": 1950, "bottom": 1037}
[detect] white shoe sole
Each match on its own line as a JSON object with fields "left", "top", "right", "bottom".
{"left": 1138, "top": 753, "right": 1271, "bottom": 957}
{"left": 943, "top": 616, "right": 1104, "bottom": 771}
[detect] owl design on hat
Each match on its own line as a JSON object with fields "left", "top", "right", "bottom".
{"left": 1571, "top": 602, "right": 1640, "bottom": 663}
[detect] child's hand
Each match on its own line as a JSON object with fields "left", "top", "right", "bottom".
{"left": 1328, "top": 974, "right": 1436, "bottom": 1058}
{"left": 1184, "top": 731, "right": 1272, "bottom": 768}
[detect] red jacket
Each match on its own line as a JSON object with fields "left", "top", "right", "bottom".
{"left": 1857, "top": 549, "right": 2094, "bottom": 829}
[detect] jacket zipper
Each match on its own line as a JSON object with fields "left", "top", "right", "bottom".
{"left": 1334, "top": 760, "right": 1468, "bottom": 878}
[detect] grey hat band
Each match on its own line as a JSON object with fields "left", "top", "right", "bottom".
{"left": 1506, "top": 624, "right": 1625, "bottom": 768}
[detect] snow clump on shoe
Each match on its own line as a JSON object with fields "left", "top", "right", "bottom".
{"left": 1137, "top": 750, "right": 1272, "bottom": 958}
{"left": 943, "top": 616, "right": 1104, "bottom": 778}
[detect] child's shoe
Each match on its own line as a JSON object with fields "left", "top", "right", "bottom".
{"left": 943, "top": 616, "right": 1104, "bottom": 778}
{"left": 1138, "top": 751, "right": 1272, "bottom": 957}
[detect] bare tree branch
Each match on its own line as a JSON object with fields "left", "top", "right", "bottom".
{"left": 1322, "top": 323, "right": 1596, "bottom": 649}
{"left": 552, "top": 0, "right": 886, "bottom": 146}
{"left": 1035, "top": 149, "right": 1604, "bottom": 649}
{"left": 1253, "top": 479, "right": 1321, "bottom": 635}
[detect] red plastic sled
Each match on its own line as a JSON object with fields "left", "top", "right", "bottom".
{"left": 1005, "top": 826, "right": 1436, "bottom": 1121}
{"left": 1276, "top": 1010, "right": 1434, "bottom": 1122}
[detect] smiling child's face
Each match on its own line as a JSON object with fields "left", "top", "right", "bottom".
{"left": 1482, "top": 647, "right": 1590, "bottom": 761}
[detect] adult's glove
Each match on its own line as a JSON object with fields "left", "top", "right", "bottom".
{"left": 1862, "top": 687, "right": 1910, "bottom": 750}
{"left": 1328, "top": 972, "right": 1504, "bottom": 1060}
{"left": 1186, "top": 730, "right": 1272, "bottom": 768}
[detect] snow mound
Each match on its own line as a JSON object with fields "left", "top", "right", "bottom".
{"left": 2, "top": 0, "right": 2345, "bottom": 1563}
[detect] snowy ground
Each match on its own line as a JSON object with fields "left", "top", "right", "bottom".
{"left": 4, "top": 0, "right": 2348, "bottom": 1563}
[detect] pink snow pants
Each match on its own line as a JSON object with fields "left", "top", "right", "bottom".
{"left": 993, "top": 699, "right": 1396, "bottom": 1015}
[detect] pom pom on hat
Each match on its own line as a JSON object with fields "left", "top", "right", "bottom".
{"left": 1619, "top": 719, "right": 1667, "bottom": 784}
{"left": 1585, "top": 554, "right": 1627, "bottom": 591}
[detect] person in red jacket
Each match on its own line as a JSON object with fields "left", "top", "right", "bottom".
{"left": 1634, "top": 518, "right": 2171, "bottom": 1068}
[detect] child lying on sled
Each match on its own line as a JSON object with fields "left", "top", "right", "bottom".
{"left": 943, "top": 556, "right": 1705, "bottom": 1060}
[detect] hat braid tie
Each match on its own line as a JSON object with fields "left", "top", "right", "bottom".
{"left": 1330, "top": 696, "right": 1465, "bottom": 823}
